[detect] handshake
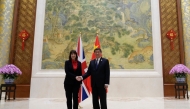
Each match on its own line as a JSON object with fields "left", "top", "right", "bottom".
{"left": 76, "top": 76, "right": 83, "bottom": 81}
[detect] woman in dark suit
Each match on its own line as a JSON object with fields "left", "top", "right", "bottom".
{"left": 64, "top": 50, "right": 82, "bottom": 109}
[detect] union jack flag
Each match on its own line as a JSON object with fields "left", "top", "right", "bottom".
{"left": 76, "top": 35, "right": 90, "bottom": 103}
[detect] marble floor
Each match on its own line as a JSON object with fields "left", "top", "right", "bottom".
{"left": 0, "top": 96, "right": 190, "bottom": 109}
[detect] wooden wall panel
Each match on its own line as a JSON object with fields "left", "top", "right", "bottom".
{"left": 10, "top": 0, "right": 37, "bottom": 97}
{"left": 160, "top": 0, "right": 184, "bottom": 96}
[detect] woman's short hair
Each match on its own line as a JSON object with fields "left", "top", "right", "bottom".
{"left": 69, "top": 50, "right": 78, "bottom": 61}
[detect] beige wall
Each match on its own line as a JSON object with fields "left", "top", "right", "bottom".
{"left": 30, "top": 0, "right": 163, "bottom": 98}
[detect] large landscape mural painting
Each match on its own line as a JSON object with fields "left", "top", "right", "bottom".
{"left": 42, "top": 0, "right": 153, "bottom": 69}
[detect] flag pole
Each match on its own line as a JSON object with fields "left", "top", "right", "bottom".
{"left": 78, "top": 32, "right": 83, "bottom": 109}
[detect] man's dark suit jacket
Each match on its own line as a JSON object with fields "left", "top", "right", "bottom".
{"left": 83, "top": 57, "right": 110, "bottom": 87}
{"left": 64, "top": 60, "right": 82, "bottom": 85}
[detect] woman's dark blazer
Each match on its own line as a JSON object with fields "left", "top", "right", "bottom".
{"left": 64, "top": 60, "right": 82, "bottom": 85}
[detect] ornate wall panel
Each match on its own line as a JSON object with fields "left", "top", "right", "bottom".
{"left": 9, "top": 0, "right": 37, "bottom": 97}
{"left": 160, "top": 0, "right": 184, "bottom": 96}
{"left": 160, "top": 0, "right": 180, "bottom": 83}
{"left": 0, "top": 0, "right": 15, "bottom": 83}
{"left": 0, "top": 1, "right": 15, "bottom": 65}
{"left": 13, "top": 0, "right": 36, "bottom": 84}
{"left": 181, "top": 0, "right": 190, "bottom": 90}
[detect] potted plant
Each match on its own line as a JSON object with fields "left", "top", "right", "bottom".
{"left": 169, "top": 64, "right": 190, "bottom": 83}
{"left": 0, "top": 64, "right": 22, "bottom": 84}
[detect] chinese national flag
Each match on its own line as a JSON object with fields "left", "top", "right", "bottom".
{"left": 91, "top": 35, "right": 101, "bottom": 60}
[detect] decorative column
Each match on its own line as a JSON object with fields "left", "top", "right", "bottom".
{"left": 181, "top": 0, "right": 190, "bottom": 90}
{"left": 0, "top": 0, "right": 15, "bottom": 84}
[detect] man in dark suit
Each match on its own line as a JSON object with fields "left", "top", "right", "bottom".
{"left": 77, "top": 48, "right": 110, "bottom": 109}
